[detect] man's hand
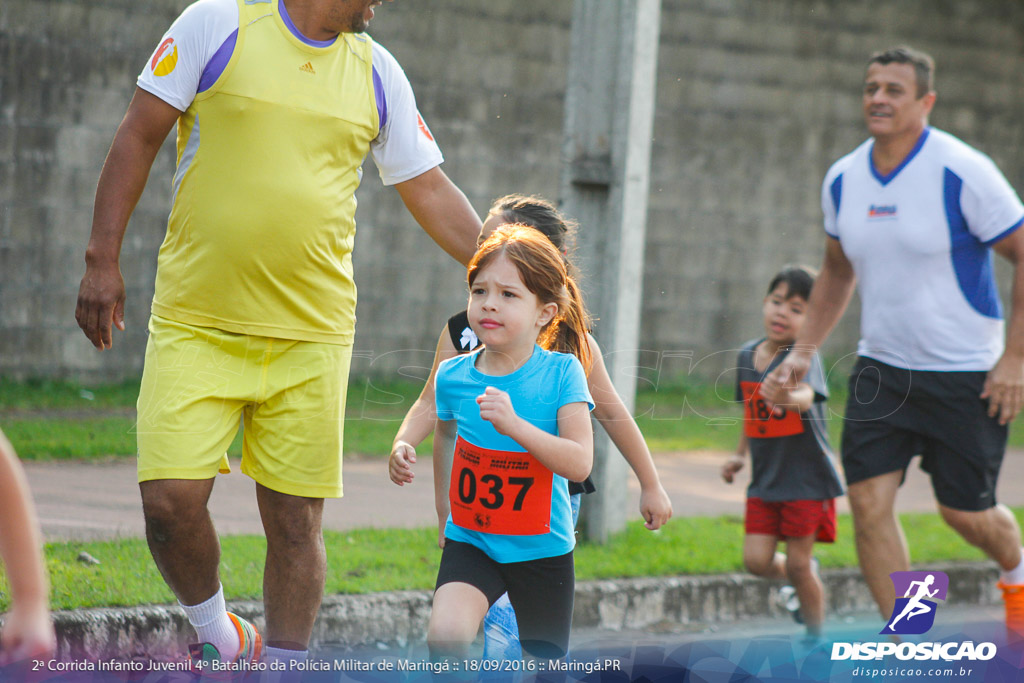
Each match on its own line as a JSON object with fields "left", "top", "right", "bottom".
{"left": 982, "top": 353, "right": 1024, "bottom": 425}
{"left": 721, "top": 455, "right": 745, "bottom": 484}
{"left": 388, "top": 441, "right": 417, "bottom": 486}
{"left": 476, "top": 387, "right": 519, "bottom": 436}
{"left": 75, "top": 261, "right": 126, "bottom": 350}
{"left": 762, "top": 347, "right": 814, "bottom": 410}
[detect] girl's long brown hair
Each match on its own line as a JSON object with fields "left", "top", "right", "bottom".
{"left": 468, "top": 224, "right": 592, "bottom": 372}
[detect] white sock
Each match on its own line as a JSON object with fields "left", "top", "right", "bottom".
{"left": 180, "top": 585, "right": 239, "bottom": 659}
{"left": 1001, "top": 548, "right": 1024, "bottom": 585}
{"left": 264, "top": 646, "right": 308, "bottom": 665}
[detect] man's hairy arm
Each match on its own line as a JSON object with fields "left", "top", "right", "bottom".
{"left": 76, "top": 88, "right": 180, "bottom": 349}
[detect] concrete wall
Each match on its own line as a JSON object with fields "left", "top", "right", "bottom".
{"left": 3, "top": 0, "right": 1024, "bottom": 383}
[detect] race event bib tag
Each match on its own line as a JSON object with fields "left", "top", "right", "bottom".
{"left": 449, "top": 435, "right": 553, "bottom": 535}
{"left": 741, "top": 381, "right": 805, "bottom": 438}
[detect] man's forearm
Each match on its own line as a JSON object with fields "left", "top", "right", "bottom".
{"left": 87, "top": 125, "right": 165, "bottom": 265}
{"left": 395, "top": 167, "right": 480, "bottom": 265}
{"left": 88, "top": 89, "right": 180, "bottom": 265}
{"left": 1002, "top": 259, "right": 1024, "bottom": 359}
{"left": 795, "top": 241, "right": 857, "bottom": 350}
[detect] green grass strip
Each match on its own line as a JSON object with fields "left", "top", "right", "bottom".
{"left": 0, "top": 379, "right": 141, "bottom": 411}
{"left": 2, "top": 419, "right": 144, "bottom": 461}
{"left": 3, "top": 375, "right": 1021, "bottom": 459}
{"left": 7, "top": 507, "right": 1018, "bottom": 612}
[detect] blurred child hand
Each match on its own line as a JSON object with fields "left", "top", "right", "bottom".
{"left": 722, "top": 455, "right": 745, "bottom": 484}
{"left": 476, "top": 387, "right": 519, "bottom": 436}
{"left": 0, "top": 599, "right": 56, "bottom": 665}
{"left": 640, "top": 484, "right": 673, "bottom": 530}
{"left": 388, "top": 440, "right": 417, "bottom": 486}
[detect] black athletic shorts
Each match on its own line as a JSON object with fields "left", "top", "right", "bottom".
{"left": 841, "top": 356, "right": 1008, "bottom": 511}
{"left": 435, "top": 539, "right": 575, "bottom": 658}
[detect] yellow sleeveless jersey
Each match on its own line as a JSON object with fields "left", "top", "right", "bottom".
{"left": 151, "top": 0, "right": 379, "bottom": 344}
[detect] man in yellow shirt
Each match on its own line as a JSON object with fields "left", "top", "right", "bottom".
{"left": 75, "top": 0, "right": 480, "bottom": 668}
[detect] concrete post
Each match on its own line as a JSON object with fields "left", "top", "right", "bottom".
{"left": 559, "top": 0, "right": 661, "bottom": 542}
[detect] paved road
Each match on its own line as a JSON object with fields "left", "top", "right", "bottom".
{"left": 25, "top": 449, "right": 1024, "bottom": 541}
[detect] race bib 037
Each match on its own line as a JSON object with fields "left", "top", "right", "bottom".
{"left": 449, "top": 435, "right": 553, "bottom": 535}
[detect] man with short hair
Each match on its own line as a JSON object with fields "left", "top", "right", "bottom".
{"left": 765, "top": 46, "right": 1024, "bottom": 635}
{"left": 75, "top": 0, "right": 481, "bottom": 666}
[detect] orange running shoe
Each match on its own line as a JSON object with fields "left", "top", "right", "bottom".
{"left": 997, "top": 581, "right": 1024, "bottom": 636}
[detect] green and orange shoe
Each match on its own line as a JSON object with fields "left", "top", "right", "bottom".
{"left": 187, "top": 612, "right": 263, "bottom": 674}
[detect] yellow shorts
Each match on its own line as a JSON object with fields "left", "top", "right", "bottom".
{"left": 137, "top": 315, "right": 352, "bottom": 498}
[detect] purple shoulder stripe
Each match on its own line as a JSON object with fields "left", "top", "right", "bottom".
{"left": 373, "top": 65, "right": 386, "bottom": 130}
{"left": 198, "top": 29, "right": 237, "bottom": 93}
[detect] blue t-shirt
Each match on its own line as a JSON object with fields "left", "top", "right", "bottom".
{"left": 435, "top": 345, "right": 593, "bottom": 563}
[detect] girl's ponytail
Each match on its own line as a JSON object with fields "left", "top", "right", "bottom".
{"left": 539, "top": 275, "right": 592, "bottom": 374}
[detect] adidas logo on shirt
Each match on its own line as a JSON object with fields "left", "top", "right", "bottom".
{"left": 299, "top": 61, "right": 315, "bottom": 74}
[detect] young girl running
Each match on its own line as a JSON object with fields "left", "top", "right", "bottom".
{"left": 390, "top": 195, "right": 671, "bottom": 535}
{"left": 424, "top": 225, "right": 593, "bottom": 660}
{"left": 388, "top": 195, "right": 672, "bottom": 659}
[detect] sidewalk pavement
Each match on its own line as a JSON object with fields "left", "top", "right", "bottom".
{"left": 25, "top": 449, "right": 1024, "bottom": 541}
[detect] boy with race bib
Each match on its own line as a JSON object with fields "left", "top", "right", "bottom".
{"left": 722, "top": 265, "right": 843, "bottom": 641}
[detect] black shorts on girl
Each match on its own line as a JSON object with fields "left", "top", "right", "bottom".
{"left": 841, "top": 356, "right": 1008, "bottom": 511}
{"left": 435, "top": 539, "right": 574, "bottom": 659}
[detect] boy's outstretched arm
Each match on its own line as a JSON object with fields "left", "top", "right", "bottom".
{"left": 722, "top": 433, "right": 748, "bottom": 484}
{"left": 586, "top": 335, "right": 672, "bottom": 529}
{"left": 0, "top": 430, "right": 56, "bottom": 662}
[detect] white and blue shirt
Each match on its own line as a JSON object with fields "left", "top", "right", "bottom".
{"left": 823, "top": 127, "right": 1024, "bottom": 371}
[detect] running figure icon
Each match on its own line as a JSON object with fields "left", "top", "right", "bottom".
{"left": 887, "top": 574, "right": 939, "bottom": 632}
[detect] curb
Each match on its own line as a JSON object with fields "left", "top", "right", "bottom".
{"left": 51, "top": 561, "right": 1001, "bottom": 659}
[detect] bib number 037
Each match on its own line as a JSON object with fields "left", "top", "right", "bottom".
{"left": 449, "top": 435, "right": 553, "bottom": 534}
{"left": 457, "top": 468, "right": 534, "bottom": 510}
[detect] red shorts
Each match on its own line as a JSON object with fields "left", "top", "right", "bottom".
{"left": 745, "top": 497, "right": 836, "bottom": 543}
